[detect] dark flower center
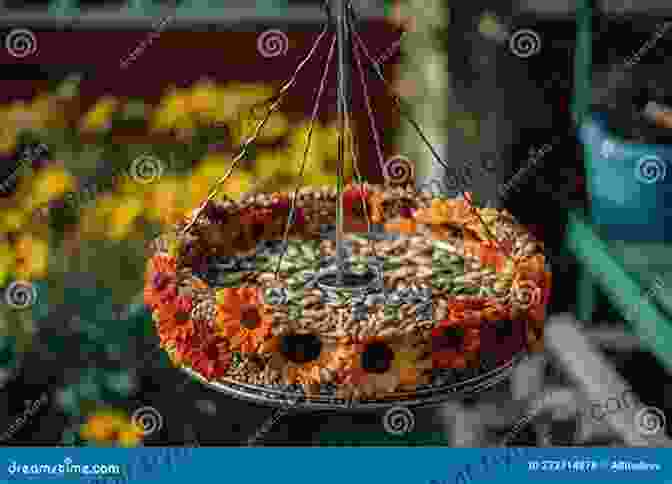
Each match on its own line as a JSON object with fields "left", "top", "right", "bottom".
{"left": 361, "top": 342, "right": 394, "bottom": 374}
{"left": 435, "top": 327, "right": 465, "bottom": 351}
{"left": 205, "top": 202, "right": 228, "bottom": 223}
{"left": 280, "top": 334, "right": 322, "bottom": 363}
{"left": 240, "top": 304, "right": 261, "bottom": 330}
{"left": 153, "top": 273, "right": 170, "bottom": 291}
{"left": 204, "top": 341, "right": 220, "bottom": 361}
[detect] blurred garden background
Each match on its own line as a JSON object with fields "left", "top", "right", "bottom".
{"left": 3, "top": 0, "right": 669, "bottom": 449}
{"left": 0, "top": 3, "right": 445, "bottom": 446}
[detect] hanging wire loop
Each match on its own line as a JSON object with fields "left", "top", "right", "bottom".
{"left": 180, "top": 21, "right": 332, "bottom": 235}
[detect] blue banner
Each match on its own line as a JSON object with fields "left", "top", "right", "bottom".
{"left": 0, "top": 448, "right": 670, "bottom": 483}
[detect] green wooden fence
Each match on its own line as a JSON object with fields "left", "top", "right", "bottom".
{"left": 0, "top": 0, "right": 387, "bottom": 20}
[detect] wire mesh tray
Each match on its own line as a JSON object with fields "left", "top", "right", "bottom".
{"left": 181, "top": 351, "right": 525, "bottom": 411}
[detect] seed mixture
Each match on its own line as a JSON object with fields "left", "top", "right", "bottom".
{"left": 145, "top": 182, "right": 550, "bottom": 401}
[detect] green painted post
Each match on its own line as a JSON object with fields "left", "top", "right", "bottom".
{"left": 48, "top": 0, "right": 79, "bottom": 17}
{"left": 176, "top": 0, "right": 226, "bottom": 17}
{"left": 572, "top": 0, "right": 597, "bottom": 322}
{"left": 258, "top": 0, "right": 289, "bottom": 18}
{"left": 123, "top": 0, "right": 158, "bottom": 16}
{"left": 566, "top": 210, "right": 672, "bottom": 373}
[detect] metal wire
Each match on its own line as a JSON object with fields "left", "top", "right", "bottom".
{"left": 352, "top": 31, "right": 386, "bottom": 179}
{"left": 273, "top": 34, "right": 338, "bottom": 279}
{"left": 246, "top": 401, "right": 297, "bottom": 446}
{"left": 180, "top": 22, "right": 332, "bottom": 235}
{"left": 374, "top": 32, "right": 406, "bottom": 65}
{"left": 346, "top": 6, "right": 507, "bottom": 255}
{"left": 343, "top": 43, "right": 377, "bottom": 261}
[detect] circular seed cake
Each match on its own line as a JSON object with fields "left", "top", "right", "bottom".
{"left": 144, "top": 182, "right": 550, "bottom": 401}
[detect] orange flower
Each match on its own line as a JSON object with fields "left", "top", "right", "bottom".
{"left": 391, "top": 344, "right": 431, "bottom": 387}
{"left": 215, "top": 287, "right": 273, "bottom": 353}
{"left": 384, "top": 218, "right": 417, "bottom": 235}
{"left": 80, "top": 409, "right": 143, "bottom": 447}
{"left": 431, "top": 319, "right": 481, "bottom": 369}
{"left": 155, "top": 295, "right": 195, "bottom": 347}
{"left": 368, "top": 191, "right": 385, "bottom": 223}
{"left": 481, "top": 304, "right": 511, "bottom": 322}
{"left": 143, "top": 255, "right": 178, "bottom": 310}
{"left": 182, "top": 332, "right": 232, "bottom": 381}
{"left": 413, "top": 198, "right": 473, "bottom": 226}
{"left": 514, "top": 255, "right": 552, "bottom": 323}
{"left": 446, "top": 308, "right": 483, "bottom": 327}
{"left": 444, "top": 296, "right": 491, "bottom": 312}
{"left": 464, "top": 238, "right": 510, "bottom": 271}
{"left": 335, "top": 340, "right": 425, "bottom": 397}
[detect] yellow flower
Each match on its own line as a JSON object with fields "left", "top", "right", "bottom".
{"left": 5, "top": 100, "right": 44, "bottom": 132}
{"left": 189, "top": 154, "right": 253, "bottom": 200}
{"left": 193, "top": 154, "right": 235, "bottom": 181}
{"left": 188, "top": 78, "right": 219, "bottom": 117}
{"left": 187, "top": 171, "right": 253, "bottom": 210}
{"left": 78, "top": 194, "right": 121, "bottom": 238}
{"left": 80, "top": 409, "right": 143, "bottom": 447}
{"left": 303, "top": 171, "right": 338, "bottom": 187}
{"left": 0, "top": 129, "right": 18, "bottom": 155}
{"left": 144, "top": 177, "right": 186, "bottom": 225}
{"left": 106, "top": 196, "right": 144, "bottom": 240}
{"left": 231, "top": 110, "right": 289, "bottom": 146}
{"left": 0, "top": 242, "right": 16, "bottom": 287}
{"left": 213, "top": 82, "right": 276, "bottom": 127}
{"left": 0, "top": 208, "right": 28, "bottom": 234}
{"left": 287, "top": 123, "right": 329, "bottom": 172}
{"left": 0, "top": 113, "right": 19, "bottom": 154}
{"left": 117, "top": 423, "right": 143, "bottom": 448}
{"left": 212, "top": 86, "right": 245, "bottom": 124}
{"left": 29, "top": 94, "right": 61, "bottom": 129}
{"left": 233, "top": 83, "right": 275, "bottom": 108}
{"left": 254, "top": 149, "right": 296, "bottom": 180}
{"left": 24, "top": 167, "right": 75, "bottom": 211}
{"left": 80, "top": 410, "right": 126, "bottom": 443}
{"left": 150, "top": 87, "right": 192, "bottom": 132}
{"left": 14, "top": 234, "right": 49, "bottom": 279}
{"left": 79, "top": 96, "right": 118, "bottom": 132}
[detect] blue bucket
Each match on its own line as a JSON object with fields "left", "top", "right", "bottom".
{"left": 579, "top": 111, "right": 672, "bottom": 242}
